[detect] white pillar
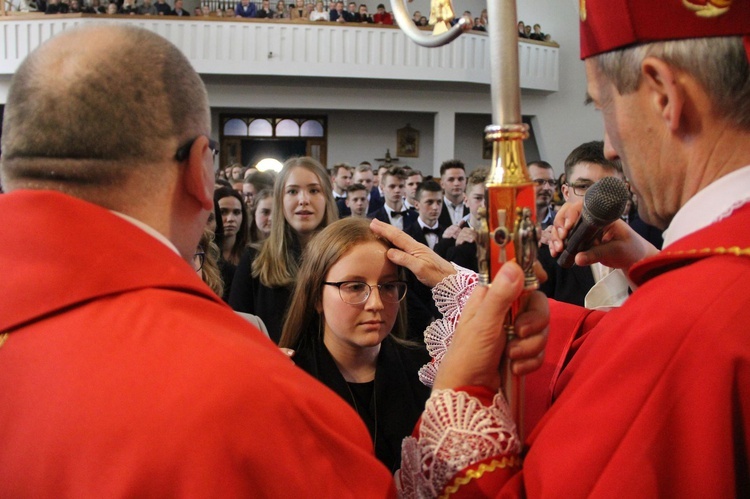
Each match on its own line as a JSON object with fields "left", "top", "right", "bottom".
{"left": 433, "top": 110, "right": 455, "bottom": 177}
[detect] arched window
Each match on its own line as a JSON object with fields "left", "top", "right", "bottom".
{"left": 300, "top": 119, "right": 324, "bottom": 137}
{"left": 224, "top": 118, "right": 248, "bottom": 136}
{"left": 276, "top": 119, "right": 300, "bottom": 137}
{"left": 248, "top": 119, "right": 273, "bottom": 137}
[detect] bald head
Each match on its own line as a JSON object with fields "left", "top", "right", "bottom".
{"left": 0, "top": 26, "right": 210, "bottom": 192}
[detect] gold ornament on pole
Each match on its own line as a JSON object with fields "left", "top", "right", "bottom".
{"left": 390, "top": 0, "right": 540, "bottom": 440}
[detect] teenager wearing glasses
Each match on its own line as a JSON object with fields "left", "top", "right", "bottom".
{"left": 538, "top": 141, "right": 628, "bottom": 308}
{"left": 279, "top": 217, "right": 430, "bottom": 472}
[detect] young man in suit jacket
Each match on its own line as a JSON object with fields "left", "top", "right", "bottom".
{"left": 403, "top": 180, "right": 449, "bottom": 342}
{"left": 338, "top": 163, "right": 382, "bottom": 217}
{"left": 437, "top": 159, "right": 469, "bottom": 227}
{"left": 368, "top": 166, "right": 417, "bottom": 231}
{"left": 444, "top": 168, "right": 488, "bottom": 272}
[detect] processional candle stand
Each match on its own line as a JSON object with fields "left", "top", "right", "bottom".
{"left": 390, "top": 0, "right": 540, "bottom": 440}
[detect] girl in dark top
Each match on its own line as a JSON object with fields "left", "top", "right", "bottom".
{"left": 214, "top": 187, "right": 249, "bottom": 301}
{"left": 228, "top": 157, "right": 338, "bottom": 342}
{"left": 279, "top": 218, "right": 430, "bottom": 472}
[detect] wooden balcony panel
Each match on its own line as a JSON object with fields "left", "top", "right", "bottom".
{"left": 0, "top": 15, "right": 559, "bottom": 92}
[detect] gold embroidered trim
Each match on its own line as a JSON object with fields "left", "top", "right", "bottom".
{"left": 682, "top": 0, "right": 731, "bottom": 18}
{"left": 0, "top": 333, "right": 8, "bottom": 350}
{"left": 439, "top": 455, "right": 522, "bottom": 499}
{"left": 661, "top": 246, "right": 750, "bottom": 258}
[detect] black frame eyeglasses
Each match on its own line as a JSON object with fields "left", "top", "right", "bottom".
{"left": 567, "top": 181, "right": 594, "bottom": 196}
{"left": 323, "top": 280, "right": 408, "bottom": 305}
{"left": 175, "top": 136, "right": 220, "bottom": 163}
{"left": 193, "top": 251, "right": 206, "bottom": 272}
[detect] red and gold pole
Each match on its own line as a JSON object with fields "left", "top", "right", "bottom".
{"left": 389, "top": 0, "right": 539, "bottom": 440}
{"left": 477, "top": 0, "right": 540, "bottom": 442}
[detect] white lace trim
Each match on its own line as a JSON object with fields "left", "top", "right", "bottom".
{"left": 418, "top": 264, "right": 477, "bottom": 386}
{"left": 396, "top": 389, "right": 520, "bottom": 498}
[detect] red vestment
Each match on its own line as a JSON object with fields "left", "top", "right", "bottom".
{"left": 0, "top": 191, "right": 395, "bottom": 497}
{"left": 446, "top": 203, "right": 750, "bottom": 497}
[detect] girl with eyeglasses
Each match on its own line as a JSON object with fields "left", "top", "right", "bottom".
{"left": 279, "top": 217, "right": 430, "bottom": 472}
{"left": 229, "top": 157, "right": 339, "bottom": 342}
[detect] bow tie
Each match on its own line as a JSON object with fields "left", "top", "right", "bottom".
{"left": 422, "top": 227, "right": 441, "bottom": 235}
{"left": 390, "top": 210, "right": 409, "bottom": 218}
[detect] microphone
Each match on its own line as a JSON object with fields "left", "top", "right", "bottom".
{"left": 557, "top": 176, "right": 630, "bottom": 268}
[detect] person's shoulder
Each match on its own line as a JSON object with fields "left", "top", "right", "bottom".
{"left": 383, "top": 336, "right": 430, "bottom": 370}
{"left": 367, "top": 205, "right": 386, "bottom": 219}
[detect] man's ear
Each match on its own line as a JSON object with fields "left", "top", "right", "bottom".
{"left": 561, "top": 183, "right": 570, "bottom": 202}
{"left": 641, "top": 57, "right": 685, "bottom": 133}
{"left": 183, "top": 136, "right": 215, "bottom": 211}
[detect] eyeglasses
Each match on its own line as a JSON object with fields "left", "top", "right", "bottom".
{"left": 175, "top": 136, "right": 220, "bottom": 164}
{"left": 192, "top": 251, "right": 205, "bottom": 272}
{"left": 567, "top": 181, "right": 594, "bottom": 196}
{"left": 323, "top": 280, "right": 408, "bottom": 305}
{"left": 533, "top": 178, "right": 557, "bottom": 188}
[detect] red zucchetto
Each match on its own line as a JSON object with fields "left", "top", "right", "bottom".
{"left": 579, "top": 0, "right": 750, "bottom": 59}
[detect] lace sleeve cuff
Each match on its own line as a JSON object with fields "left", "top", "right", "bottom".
{"left": 418, "top": 265, "right": 477, "bottom": 386}
{"left": 396, "top": 387, "right": 521, "bottom": 498}
{"left": 432, "top": 263, "right": 477, "bottom": 323}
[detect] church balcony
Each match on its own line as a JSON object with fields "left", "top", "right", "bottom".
{"left": 0, "top": 14, "right": 559, "bottom": 92}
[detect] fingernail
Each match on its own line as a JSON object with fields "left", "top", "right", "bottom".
{"left": 499, "top": 263, "right": 520, "bottom": 284}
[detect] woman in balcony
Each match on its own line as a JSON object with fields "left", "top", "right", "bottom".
{"left": 273, "top": 0, "right": 287, "bottom": 18}
{"left": 308, "top": 0, "right": 328, "bottom": 21}
{"left": 289, "top": 0, "right": 308, "bottom": 19}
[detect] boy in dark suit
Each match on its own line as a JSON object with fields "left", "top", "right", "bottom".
{"left": 368, "top": 166, "right": 417, "bottom": 231}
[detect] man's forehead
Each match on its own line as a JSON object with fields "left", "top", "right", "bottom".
{"left": 442, "top": 168, "right": 465, "bottom": 179}
{"left": 468, "top": 183, "right": 485, "bottom": 196}
{"left": 569, "top": 161, "right": 615, "bottom": 182}
{"left": 420, "top": 191, "right": 442, "bottom": 200}
{"left": 529, "top": 165, "right": 553, "bottom": 178}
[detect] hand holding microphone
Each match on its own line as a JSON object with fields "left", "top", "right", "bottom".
{"left": 556, "top": 177, "right": 630, "bottom": 268}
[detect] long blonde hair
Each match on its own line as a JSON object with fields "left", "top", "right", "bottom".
{"left": 199, "top": 228, "right": 224, "bottom": 298}
{"left": 279, "top": 217, "right": 407, "bottom": 349}
{"left": 251, "top": 157, "right": 339, "bottom": 288}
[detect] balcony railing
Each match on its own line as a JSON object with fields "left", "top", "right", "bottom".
{"left": 0, "top": 14, "right": 559, "bottom": 91}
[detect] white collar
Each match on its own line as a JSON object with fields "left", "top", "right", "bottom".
{"left": 663, "top": 164, "right": 750, "bottom": 247}
{"left": 443, "top": 196, "right": 464, "bottom": 209}
{"left": 110, "top": 210, "right": 181, "bottom": 256}
{"left": 418, "top": 218, "right": 439, "bottom": 230}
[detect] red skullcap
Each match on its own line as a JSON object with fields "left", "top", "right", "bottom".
{"left": 579, "top": 0, "right": 750, "bottom": 60}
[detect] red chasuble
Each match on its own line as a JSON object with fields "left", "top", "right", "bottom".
{"left": 0, "top": 191, "right": 395, "bottom": 497}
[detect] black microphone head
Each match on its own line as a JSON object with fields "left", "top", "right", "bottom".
{"left": 582, "top": 176, "right": 630, "bottom": 225}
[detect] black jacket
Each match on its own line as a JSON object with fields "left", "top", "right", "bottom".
{"left": 293, "top": 334, "right": 430, "bottom": 472}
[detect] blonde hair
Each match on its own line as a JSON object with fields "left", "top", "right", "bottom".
{"left": 251, "top": 157, "right": 339, "bottom": 287}
{"left": 199, "top": 228, "right": 224, "bottom": 297}
{"left": 279, "top": 217, "right": 407, "bottom": 349}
